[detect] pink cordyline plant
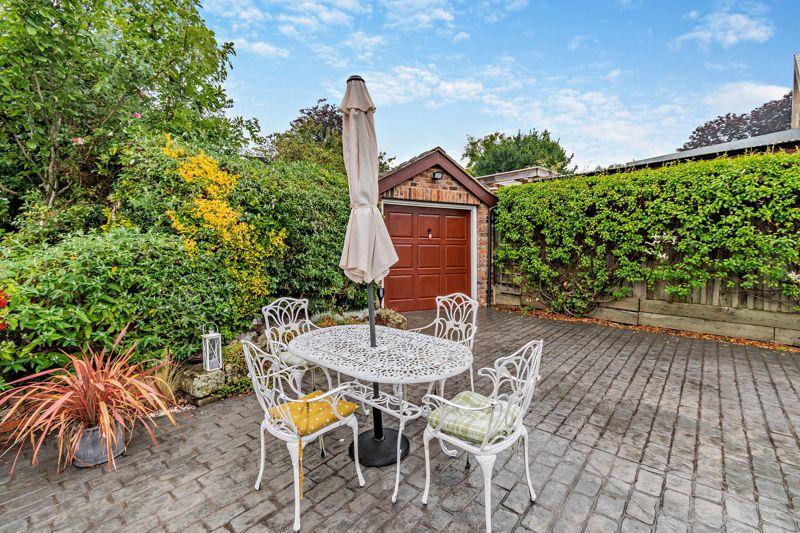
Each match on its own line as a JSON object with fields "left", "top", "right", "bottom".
{"left": 0, "top": 327, "right": 177, "bottom": 476}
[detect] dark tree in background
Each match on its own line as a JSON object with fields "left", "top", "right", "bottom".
{"left": 463, "top": 129, "right": 574, "bottom": 176}
{"left": 679, "top": 93, "right": 792, "bottom": 151}
{"left": 263, "top": 99, "right": 395, "bottom": 174}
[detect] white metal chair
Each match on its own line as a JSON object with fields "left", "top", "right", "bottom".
{"left": 421, "top": 339, "right": 543, "bottom": 533}
{"left": 262, "top": 297, "right": 319, "bottom": 391}
{"left": 242, "top": 340, "right": 365, "bottom": 532}
{"left": 412, "top": 292, "right": 479, "bottom": 392}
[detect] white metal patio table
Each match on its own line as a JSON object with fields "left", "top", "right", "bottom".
{"left": 288, "top": 324, "right": 472, "bottom": 466}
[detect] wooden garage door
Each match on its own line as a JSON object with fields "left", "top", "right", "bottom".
{"left": 383, "top": 204, "right": 471, "bottom": 312}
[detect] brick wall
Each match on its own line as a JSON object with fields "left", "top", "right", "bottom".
{"left": 381, "top": 167, "right": 491, "bottom": 307}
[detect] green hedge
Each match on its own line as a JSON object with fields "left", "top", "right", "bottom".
{"left": 494, "top": 152, "right": 800, "bottom": 315}
{"left": 0, "top": 136, "right": 364, "bottom": 383}
{"left": 0, "top": 228, "right": 247, "bottom": 381}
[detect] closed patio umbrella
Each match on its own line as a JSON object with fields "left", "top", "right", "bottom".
{"left": 340, "top": 75, "right": 402, "bottom": 466}
{"left": 339, "top": 75, "right": 398, "bottom": 347}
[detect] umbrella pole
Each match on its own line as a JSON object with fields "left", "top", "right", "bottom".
{"left": 367, "top": 281, "right": 377, "bottom": 347}
{"left": 367, "top": 281, "right": 383, "bottom": 440}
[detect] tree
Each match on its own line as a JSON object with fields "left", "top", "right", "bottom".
{"left": 0, "top": 0, "right": 245, "bottom": 208}
{"left": 679, "top": 93, "right": 792, "bottom": 151}
{"left": 263, "top": 99, "right": 395, "bottom": 174}
{"left": 463, "top": 129, "right": 574, "bottom": 176}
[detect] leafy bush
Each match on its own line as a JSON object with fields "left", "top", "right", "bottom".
{"left": 228, "top": 158, "right": 365, "bottom": 312}
{"left": 0, "top": 228, "right": 249, "bottom": 382}
{"left": 495, "top": 152, "right": 800, "bottom": 314}
{"left": 113, "top": 135, "right": 364, "bottom": 312}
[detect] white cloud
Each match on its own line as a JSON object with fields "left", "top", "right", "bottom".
{"left": 366, "top": 66, "right": 441, "bottom": 105}
{"left": 602, "top": 68, "right": 622, "bottom": 82}
{"left": 436, "top": 80, "right": 484, "bottom": 100}
{"left": 567, "top": 34, "right": 593, "bottom": 51}
{"left": 203, "top": 0, "right": 269, "bottom": 28}
{"left": 270, "top": 1, "right": 358, "bottom": 39}
{"left": 702, "top": 81, "right": 789, "bottom": 114}
{"left": 365, "top": 65, "right": 485, "bottom": 107}
{"left": 453, "top": 31, "right": 470, "bottom": 43}
{"left": 479, "top": 0, "right": 528, "bottom": 22}
{"left": 675, "top": 11, "right": 773, "bottom": 48}
{"left": 343, "top": 32, "right": 385, "bottom": 60}
{"left": 381, "top": 0, "right": 455, "bottom": 29}
{"left": 233, "top": 38, "right": 290, "bottom": 58}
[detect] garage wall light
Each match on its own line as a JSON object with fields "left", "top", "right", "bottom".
{"left": 432, "top": 170, "right": 443, "bottom": 182}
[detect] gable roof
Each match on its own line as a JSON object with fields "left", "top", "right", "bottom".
{"left": 379, "top": 147, "right": 498, "bottom": 206}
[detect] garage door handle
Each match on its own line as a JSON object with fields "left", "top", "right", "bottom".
{"left": 428, "top": 228, "right": 432, "bottom": 238}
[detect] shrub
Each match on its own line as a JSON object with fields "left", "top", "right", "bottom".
{"left": 0, "top": 228, "right": 249, "bottom": 382}
{"left": 113, "top": 134, "right": 364, "bottom": 312}
{"left": 494, "top": 152, "right": 800, "bottom": 314}
{"left": 227, "top": 158, "right": 365, "bottom": 312}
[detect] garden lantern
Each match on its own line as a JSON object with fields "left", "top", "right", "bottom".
{"left": 201, "top": 323, "right": 222, "bottom": 372}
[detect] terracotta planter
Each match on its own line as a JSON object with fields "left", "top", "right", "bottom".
{"left": 73, "top": 424, "right": 125, "bottom": 468}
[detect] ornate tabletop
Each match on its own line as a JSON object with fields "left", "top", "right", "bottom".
{"left": 287, "top": 325, "right": 472, "bottom": 385}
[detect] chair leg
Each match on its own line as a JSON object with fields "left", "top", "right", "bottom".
{"left": 469, "top": 367, "right": 475, "bottom": 392}
{"left": 348, "top": 418, "right": 366, "bottom": 486}
{"left": 421, "top": 428, "right": 433, "bottom": 505}
{"left": 287, "top": 440, "right": 303, "bottom": 532}
{"left": 475, "top": 454, "right": 497, "bottom": 533}
{"left": 392, "top": 419, "right": 406, "bottom": 503}
{"left": 319, "top": 434, "right": 326, "bottom": 458}
{"left": 521, "top": 428, "right": 536, "bottom": 502}
{"left": 255, "top": 424, "right": 267, "bottom": 490}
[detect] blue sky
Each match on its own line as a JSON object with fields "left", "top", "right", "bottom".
{"left": 201, "top": 0, "right": 799, "bottom": 171}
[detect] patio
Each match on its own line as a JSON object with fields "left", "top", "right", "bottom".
{"left": 2, "top": 308, "right": 800, "bottom": 533}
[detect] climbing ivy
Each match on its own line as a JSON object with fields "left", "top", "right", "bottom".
{"left": 494, "top": 152, "right": 800, "bottom": 315}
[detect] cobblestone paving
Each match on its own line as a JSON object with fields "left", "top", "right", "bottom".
{"left": 3, "top": 309, "right": 800, "bottom": 532}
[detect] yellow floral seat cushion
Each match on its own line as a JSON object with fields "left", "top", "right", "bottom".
{"left": 269, "top": 390, "right": 358, "bottom": 435}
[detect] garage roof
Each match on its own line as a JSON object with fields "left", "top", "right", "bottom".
{"left": 379, "top": 147, "right": 498, "bottom": 206}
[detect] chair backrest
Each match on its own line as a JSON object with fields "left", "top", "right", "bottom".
{"left": 432, "top": 293, "right": 478, "bottom": 349}
{"left": 261, "top": 297, "right": 314, "bottom": 356}
{"left": 241, "top": 340, "right": 301, "bottom": 437}
{"left": 481, "top": 339, "right": 543, "bottom": 449}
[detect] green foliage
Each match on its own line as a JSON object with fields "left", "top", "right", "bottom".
{"left": 216, "top": 340, "right": 251, "bottom": 397}
{"left": 495, "top": 152, "right": 800, "bottom": 315}
{"left": 5, "top": 193, "right": 104, "bottom": 245}
{"left": 0, "top": 0, "right": 245, "bottom": 210}
{"left": 112, "top": 134, "right": 364, "bottom": 312}
{"left": 226, "top": 158, "right": 366, "bottom": 312}
{"left": 261, "top": 99, "right": 395, "bottom": 174}
{"left": 0, "top": 228, "right": 249, "bottom": 382}
{"left": 464, "top": 129, "right": 574, "bottom": 176}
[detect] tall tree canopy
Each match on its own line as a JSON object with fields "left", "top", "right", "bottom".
{"left": 0, "top": 0, "right": 253, "bottom": 208}
{"left": 463, "top": 130, "right": 574, "bottom": 176}
{"left": 679, "top": 93, "right": 792, "bottom": 151}
{"left": 263, "top": 99, "right": 394, "bottom": 174}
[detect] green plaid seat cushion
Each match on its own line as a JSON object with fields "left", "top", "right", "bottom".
{"left": 427, "top": 391, "right": 520, "bottom": 444}
{"left": 279, "top": 350, "right": 309, "bottom": 367}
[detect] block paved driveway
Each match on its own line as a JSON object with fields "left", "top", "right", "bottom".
{"left": 2, "top": 308, "right": 800, "bottom": 532}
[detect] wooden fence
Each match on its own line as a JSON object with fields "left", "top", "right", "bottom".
{"left": 493, "top": 272, "right": 800, "bottom": 347}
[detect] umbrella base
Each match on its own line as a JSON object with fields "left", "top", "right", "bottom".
{"left": 349, "top": 428, "right": 410, "bottom": 467}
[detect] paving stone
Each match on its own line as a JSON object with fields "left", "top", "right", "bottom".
{"left": 595, "top": 493, "right": 625, "bottom": 521}
{"left": 3, "top": 309, "right": 800, "bottom": 533}
{"left": 626, "top": 490, "right": 658, "bottom": 525}
{"left": 585, "top": 513, "right": 617, "bottom": 532}
{"left": 635, "top": 468, "right": 664, "bottom": 496}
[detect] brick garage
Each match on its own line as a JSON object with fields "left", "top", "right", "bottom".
{"left": 378, "top": 147, "right": 497, "bottom": 311}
